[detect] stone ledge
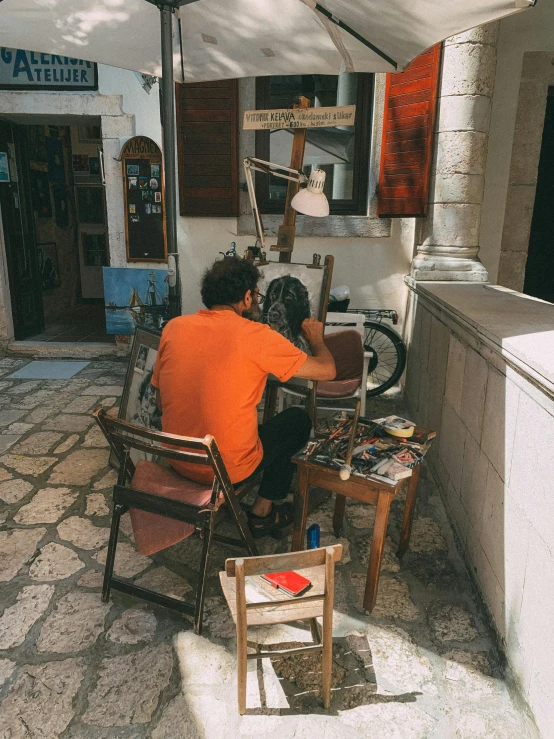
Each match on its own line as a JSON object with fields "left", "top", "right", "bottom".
{"left": 237, "top": 213, "right": 392, "bottom": 239}
{"left": 5, "top": 342, "right": 128, "bottom": 360}
{"left": 0, "top": 91, "right": 124, "bottom": 117}
{"left": 405, "top": 278, "right": 554, "bottom": 402}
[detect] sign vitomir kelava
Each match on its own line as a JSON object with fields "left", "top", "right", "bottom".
{"left": 243, "top": 105, "right": 355, "bottom": 130}
{"left": 0, "top": 48, "right": 98, "bottom": 91}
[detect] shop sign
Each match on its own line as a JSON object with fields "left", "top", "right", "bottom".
{"left": 0, "top": 48, "right": 98, "bottom": 91}
{"left": 243, "top": 105, "right": 356, "bottom": 130}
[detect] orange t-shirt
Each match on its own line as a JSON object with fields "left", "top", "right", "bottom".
{"left": 151, "top": 310, "right": 307, "bottom": 484}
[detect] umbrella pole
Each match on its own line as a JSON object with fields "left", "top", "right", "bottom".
{"left": 160, "top": 4, "right": 181, "bottom": 318}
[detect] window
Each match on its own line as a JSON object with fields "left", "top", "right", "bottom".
{"left": 254, "top": 73, "right": 373, "bottom": 216}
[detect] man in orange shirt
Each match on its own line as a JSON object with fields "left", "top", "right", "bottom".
{"left": 152, "top": 258, "right": 335, "bottom": 538}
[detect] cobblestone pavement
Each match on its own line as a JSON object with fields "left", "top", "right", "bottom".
{"left": 0, "top": 358, "right": 539, "bottom": 738}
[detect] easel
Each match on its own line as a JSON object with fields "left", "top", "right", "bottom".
{"left": 261, "top": 250, "right": 334, "bottom": 424}
{"left": 242, "top": 97, "right": 355, "bottom": 263}
{"left": 274, "top": 96, "right": 310, "bottom": 263}
{"left": 243, "top": 97, "right": 355, "bottom": 419}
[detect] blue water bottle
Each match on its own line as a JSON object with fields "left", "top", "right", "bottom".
{"left": 307, "top": 523, "right": 320, "bottom": 549}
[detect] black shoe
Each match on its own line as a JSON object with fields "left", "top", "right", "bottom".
{"left": 246, "top": 502, "right": 295, "bottom": 540}
{"left": 270, "top": 502, "right": 295, "bottom": 540}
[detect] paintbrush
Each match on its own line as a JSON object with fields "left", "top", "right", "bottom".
{"left": 339, "top": 401, "right": 362, "bottom": 481}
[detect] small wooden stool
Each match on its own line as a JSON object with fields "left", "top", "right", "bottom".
{"left": 291, "top": 458, "right": 422, "bottom": 612}
{"left": 219, "top": 545, "right": 342, "bottom": 714}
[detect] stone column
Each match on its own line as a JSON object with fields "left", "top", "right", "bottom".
{"left": 411, "top": 23, "right": 499, "bottom": 281}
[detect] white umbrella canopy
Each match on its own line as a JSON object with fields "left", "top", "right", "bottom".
{"left": 0, "top": 0, "right": 535, "bottom": 81}
{"left": 0, "top": 0, "right": 535, "bottom": 319}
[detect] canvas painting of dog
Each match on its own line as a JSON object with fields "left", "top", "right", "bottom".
{"left": 261, "top": 275, "right": 311, "bottom": 351}
{"left": 257, "top": 261, "right": 331, "bottom": 351}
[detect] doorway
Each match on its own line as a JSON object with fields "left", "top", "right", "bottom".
{"left": 524, "top": 87, "right": 554, "bottom": 304}
{"left": 0, "top": 119, "right": 113, "bottom": 342}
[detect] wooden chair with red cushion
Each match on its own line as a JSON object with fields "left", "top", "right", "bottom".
{"left": 277, "top": 330, "right": 370, "bottom": 423}
{"left": 93, "top": 407, "right": 259, "bottom": 635}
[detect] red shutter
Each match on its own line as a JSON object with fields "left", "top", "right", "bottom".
{"left": 377, "top": 45, "right": 442, "bottom": 218}
{"left": 176, "top": 79, "right": 239, "bottom": 216}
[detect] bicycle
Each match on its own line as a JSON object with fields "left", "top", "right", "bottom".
{"left": 326, "top": 308, "right": 406, "bottom": 397}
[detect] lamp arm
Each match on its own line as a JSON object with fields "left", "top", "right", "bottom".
{"left": 246, "top": 157, "right": 308, "bottom": 182}
{"left": 243, "top": 157, "right": 309, "bottom": 251}
{"left": 243, "top": 158, "right": 266, "bottom": 251}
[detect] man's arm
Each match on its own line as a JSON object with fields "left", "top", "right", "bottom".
{"left": 292, "top": 317, "right": 336, "bottom": 381}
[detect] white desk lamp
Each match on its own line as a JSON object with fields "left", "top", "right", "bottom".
{"left": 243, "top": 157, "right": 329, "bottom": 251}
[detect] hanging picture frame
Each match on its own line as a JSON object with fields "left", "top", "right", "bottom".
{"left": 82, "top": 232, "right": 108, "bottom": 267}
{"left": 30, "top": 170, "right": 52, "bottom": 218}
{"left": 75, "top": 185, "right": 105, "bottom": 224}
{"left": 78, "top": 125, "right": 102, "bottom": 144}
{"left": 37, "top": 242, "right": 61, "bottom": 291}
{"left": 0, "top": 151, "right": 9, "bottom": 183}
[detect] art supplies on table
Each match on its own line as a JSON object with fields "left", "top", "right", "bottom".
{"left": 338, "top": 400, "right": 362, "bottom": 480}
{"left": 370, "top": 458, "right": 412, "bottom": 481}
{"left": 408, "top": 428, "right": 436, "bottom": 445}
{"left": 392, "top": 447, "right": 424, "bottom": 468}
{"left": 296, "top": 411, "right": 432, "bottom": 484}
{"left": 373, "top": 415, "right": 415, "bottom": 438}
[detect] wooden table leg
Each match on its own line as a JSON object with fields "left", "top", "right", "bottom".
{"left": 397, "top": 464, "right": 421, "bottom": 558}
{"left": 363, "top": 490, "right": 392, "bottom": 612}
{"left": 292, "top": 464, "right": 310, "bottom": 551}
{"left": 333, "top": 494, "right": 346, "bottom": 537}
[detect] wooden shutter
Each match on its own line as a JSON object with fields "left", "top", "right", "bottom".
{"left": 377, "top": 45, "right": 442, "bottom": 218}
{"left": 176, "top": 79, "right": 239, "bottom": 216}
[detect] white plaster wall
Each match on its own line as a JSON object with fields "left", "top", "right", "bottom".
{"left": 97, "top": 65, "right": 161, "bottom": 144}
{"left": 404, "top": 282, "right": 554, "bottom": 737}
{"left": 479, "top": 1, "right": 554, "bottom": 282}
{"left": 177, "top": 217, "right": 415, "bottom": 324}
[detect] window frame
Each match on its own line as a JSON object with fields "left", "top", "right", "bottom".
{"left": 254, "top": 74, "right": 374, "bottom": 217}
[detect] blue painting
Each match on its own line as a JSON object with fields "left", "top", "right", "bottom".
{"left": 103, "top": 267, "right": 169, "bottom": 334}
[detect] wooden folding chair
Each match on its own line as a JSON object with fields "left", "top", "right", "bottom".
{"left": 219, "top": 544, "right": 342, "bottom": 714}
{"left": 93, "top": 407, "right": 259, "bottom": 635}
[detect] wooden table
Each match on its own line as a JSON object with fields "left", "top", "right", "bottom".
{"left": 291, "top": 457, "right": 422, "bottom": 613}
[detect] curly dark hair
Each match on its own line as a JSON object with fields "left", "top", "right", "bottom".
{"left": 201, "top": 259, "right": 262, "bottom": 309}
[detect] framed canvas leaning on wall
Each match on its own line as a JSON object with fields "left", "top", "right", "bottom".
{"left": 110, "top": 326, "right": 161, "bottom": 468}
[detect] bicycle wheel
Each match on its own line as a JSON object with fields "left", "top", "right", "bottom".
{"left": 363, "top": 321, "right": 407, "bottom": 397}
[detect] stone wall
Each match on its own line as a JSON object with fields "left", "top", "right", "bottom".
{"left": 403, "top": 280, "right": 554, "bottom": 737}
{"left": 496, "top": 52, "right": 554, "bottom": 292}
{"left": 478, "top": 0, "right": 554, "bottom": 283}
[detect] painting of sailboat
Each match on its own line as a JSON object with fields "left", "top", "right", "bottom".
{"left": 102, "top": 267, "right": 169, "bottom": 334}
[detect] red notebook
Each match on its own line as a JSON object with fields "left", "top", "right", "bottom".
{"left": 261, "top": 571, "right": 312, "bottom": 597}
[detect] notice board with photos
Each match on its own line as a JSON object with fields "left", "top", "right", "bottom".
{"left": 121, "top": 136, "right": 166, "bottom": 262}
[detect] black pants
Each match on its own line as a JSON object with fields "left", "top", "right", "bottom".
{"left": 237, "top": 406, "right": 312, "bottom": 502}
